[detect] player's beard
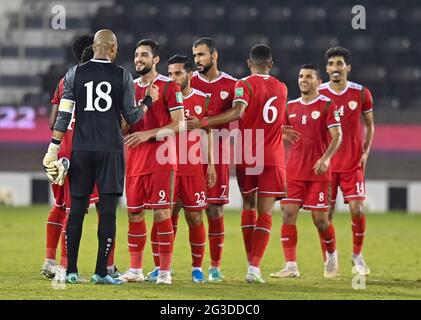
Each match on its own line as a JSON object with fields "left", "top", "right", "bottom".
{"left": 198, "top": 61, "right": 214, "bottom": 75}
{"left": 136, "top": 64, "right": 152, "bottom": 76}
{"left": 180, "top": 78, "right": 189, "bottom": 91}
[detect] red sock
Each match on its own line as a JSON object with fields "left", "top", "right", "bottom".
{"left": 189, "top": 223, "right": 206, "bottom": 268}
{"left": 46, "top": 206, "right": 66, "bottom": 260}
{"left": 157, "top": 218, "right": 174, "bottom": 272}
{"left": 281, "top": 224, "right": 297, "bottom": 262}
{"left": 319, "top": 222, "right": 335, "bottom": 261}
{"left": 208, "top": 215, "right": 224, "bottom": 268}
{"left": 319, "top": 223, "right": 336, "bottom": 254}
{"left": 151, "top": 221, "right": 160, "bottom": 267}
{"left": 171, "top": 213, "right": 179, "bottom": 239}
{"left": 352, "top": 215, "right": 366, "bottom": 255}
{"left": 250, "top": 213, "right": 272, "bottom": 268}
{"left": 60, "top": 214, "right": 68, "bottom": 268}
{"left": 128, "top": 220, "right": 147, "bottom": 269}
{"left": 241, "top": 209, "right": 257, "bottom": 263}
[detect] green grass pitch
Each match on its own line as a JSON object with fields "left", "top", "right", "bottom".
{"left": 0, "top": 206, "right": 420, "bottom": 300}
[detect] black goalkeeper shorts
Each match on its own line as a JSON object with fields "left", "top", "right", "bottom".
{"left": 69, "top": 150, "right": 124, "bottom": 197}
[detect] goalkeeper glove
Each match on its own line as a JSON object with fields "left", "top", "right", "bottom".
{"left": 53, "top": 157, "right": 70, "bottom": 186}
{"left": 43, "top": 142, "right": 60, "bottom": 183}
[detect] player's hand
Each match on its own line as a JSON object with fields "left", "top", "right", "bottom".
{"left": 146, "top": 83, "right": 159, "bottom": 102}
{"left": 185, "top": 115, "right": 201, "bottom": 130}
{"left": 360, "top": 151, "right": 369, "bottom": 172}
{"left": 121, "top": 118, "right": 131, "bottom": 136}
{"left": 42, "top": 143, "right": 60, "bottom": 182}
{"left": 207, "top": 164, "right": 217, "bottom": 188}
{"left": 53, "top": 158, "right": 70, "bottom": 186}
{"left": 124, "top": 131, "right": 152, "bottom": 147}
{"left": 313, "top": 157, "right": 330, "bottom": 175}
{"left": 282, "top": 125, "right": 300, "bottom": 144}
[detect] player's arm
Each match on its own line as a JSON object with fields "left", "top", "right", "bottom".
{"left": 43, "top": 65, "right": 78, "bottom": 182}
{"left": 361, "top": 112, "right": 374, "bottom": 171}
{"left": 120, "top": 69, "right": 155, "bottom": 126}
{"left": 206, "top": 126, "right": 217, "bottom": 188}
{"left": 124, "top": 107, "right": 185, "bottom": 147}
{"left": 49, "top": 104, "right": 59, "bottom": 131}
{"left": 360, "top": 89, "right": 375, "bottom": 171}
{"left": 192, "top": 101, "right": 246, "bottom": 130}
{"left": 314, "top": 126, "right": 342, "bottom": 175}
{"left": 49, "top": 80, "right": 63, "bottom": 130}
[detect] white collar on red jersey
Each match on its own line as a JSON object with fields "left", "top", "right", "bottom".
{"left": 193, "top": 71, "right": 236, "bottom": 83}
{"left": 320, "top": 81, "right": 362, "bottom": 96}
{"left": 294, "top": 95, "right": 330, "bottom": 105}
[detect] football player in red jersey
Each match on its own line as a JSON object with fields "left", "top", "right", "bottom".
{"left": 167, "top": 54, "right": 216, "bottom": 282}
{"left": 319, "top": 47, "right": 374, "bottom": 276}
{"left": 122, "top": 39, "right": 185, "bottom": 285}
{"left": 40, "top": 36, "right": 121, "bottom": 279}
{"left": 188, "top": 44, "right": 296, "bottom": 283}
{"left": 270, "top": 65, "right": 342, "bottom": 279}
{"left": 189, "top": 37, "right": 237, "bottom": 281}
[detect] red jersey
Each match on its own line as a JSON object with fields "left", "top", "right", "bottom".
{"left": 51, "top": 77, "right": 74, "bottom": 159}
{"left": 319, "top": 81, "right": 373, "bottom": 173}
{"left": 126, "top": 74, "right": 184, "bottom": 176}
{"left": 233, "top": 74, "right": 288, "bottom": 168}
{"left": 285, "top": 95, "right": 341, "bottom": 182}
{"left": 191, "top": 71, "right": 236, "bottom": 129}
{"left": 177, "top": 88, "right": 209, "bottom": 176}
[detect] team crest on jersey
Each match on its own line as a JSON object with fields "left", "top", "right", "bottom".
{"left": 348, "top": 101, "right": 358, "bottom": 110}
{"left": 194, "top": 105, "right": 203, "bottom": 115}
{"left": 311, "top": 111, "right": 320, "bottom": 120}
{"left": 220, "top": 91, "right": 229, "bottom": 100}
{"left": 334, "top": 111, "right": 340, "bottom": 122}
{"left": 176, "top": 92, "right": 184, "bottom": 103}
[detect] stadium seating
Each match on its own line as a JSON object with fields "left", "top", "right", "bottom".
{"left": 0, "top": 0, "right": 420, "bottom": 115}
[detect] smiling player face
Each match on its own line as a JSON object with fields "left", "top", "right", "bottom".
{"left": 326, "top": 56, "right": 351, "bottom": 83}
{"left": 298, "top": 69, "right": 320, "bottom": 95}
{"left": 134, "top": 45, "right": 156, "bottom": 75}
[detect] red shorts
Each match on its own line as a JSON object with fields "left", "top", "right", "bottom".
{"left": 174, "top": 175, "right": 207, "bottom": 211}
{"left": 281, "top": 180, "right": 331, "bottom": 212}
{"left": 126, "top": 170, "right": 176, "bottom": 212}
{"left": 204, "top": 163, "right": 229, "bottom": 204}
{"left": 236, "top": 166, "right": 286, "bottom": 199}
{"left": 331, "top": 168, "right": 366, "bottom": 204}
{"left": 63, "top": 177, "right": 99, "bottom": 213}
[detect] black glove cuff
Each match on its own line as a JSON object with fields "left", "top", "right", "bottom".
{"left": 143, "top": 95, "right": 153, "bottom": 108}
{"left": 51, "top": 137, "right": 61, "bottom": 145}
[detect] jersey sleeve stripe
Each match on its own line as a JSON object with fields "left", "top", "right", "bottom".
{"left": 327, "top": 123, "right": 341, "bottom": 129}
{"left": 233, "top": 98, "right": 248, "bottom": 106}
{"left": 362, "top": 108, "right": 373, "bottom": 114}
{"left": 169, "top": 106, "right": 184, "bottom": 112}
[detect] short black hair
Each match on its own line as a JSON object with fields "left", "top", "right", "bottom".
{"left": 135, "top": 39, "right": 160, "bottom": 57}
{"left": 193, "top": 37, "right": 217, "bottom": 54}
{"left": 325, "top": 46, "right": 351, "bottom": 65}
{"left": 168, "top": 55, "right": 194, "bottom": 73}
{"left": 72, "top": 34, "right": 93, "bottom": 62}
{"left": 81, "top": 45, "right": 94, "bottom": 63}
{"left": 249, "top": 44, "right": 272, "bottom": 67}
{"left": 300, "top": 64, "right": 322, "bottom": 79}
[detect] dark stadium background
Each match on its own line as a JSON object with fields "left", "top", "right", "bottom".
{"left": 0, "top": 0, "right": 420, "bottom": 210}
